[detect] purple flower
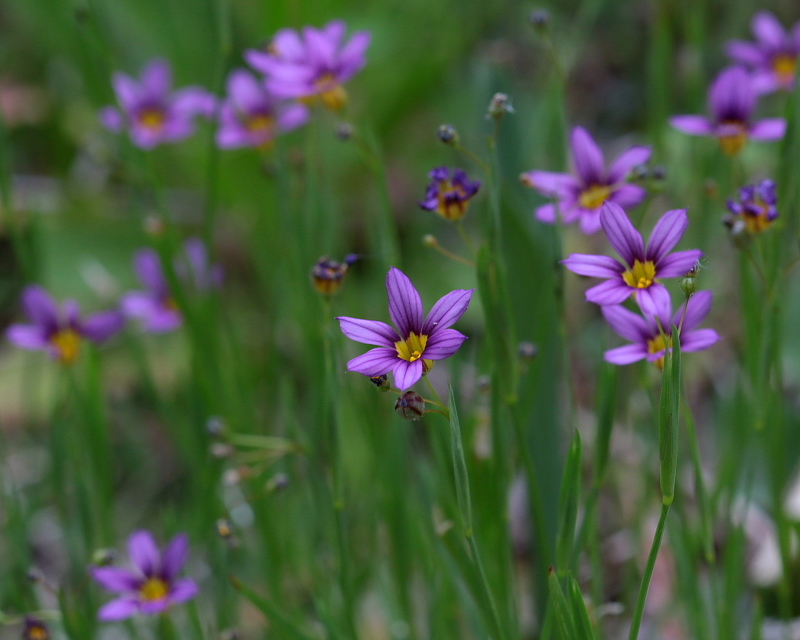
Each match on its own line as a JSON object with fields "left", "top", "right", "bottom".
{"left": 725, "top": 179, "right": 778, "bottom": 234}
{"left": 670, "top": 66, "right": 786, "bottom": 156}
{"left": 245, "top": 21, "right": 370, "bottom": 111}
{"left": 100, "top": 59, "right": 216, "bottom": 149}
{"left": 520, "top": 126, "right": 651, "bottom": 234}
{"left": 602, "top": 290, "right": 721, "bottom": 369}
{"left": 92, "top": 530, "right": 198, "bottom": 621}
{"left": 419, "top": 167, "right": 481, "bottom": 222}
{"left": 337, "top": 268, "right": 473, "bottom": 390}
{"left": 216, "top": 69, "right": 309, "bottom": 149}
{"left": 727, "top": 11, "right": 800, "bottom": 94}
{"left": 7, "top": 285, "right": 124, "bottom": 364}
{"left": 562, "top": 202, "right": 702, "bottom": 315}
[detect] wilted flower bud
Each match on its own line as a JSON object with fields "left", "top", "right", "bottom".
{"left": 724, "top": 179, "right": 779, "bottom": 235}
{"left": 267, "top": 472, "right": 290, "bottom": 492}
{"left": 518, "top": 341, "right": 538, "bottom": 360}
{"left": 311, "top": 254, "right": 358, "bottom": 296}
{"left": 529, "top": 9, "right": 551, "bottom": 31}
{"left": 651, "top": 165, "right": 667, "bottom": 181}
{"left": 724, "top": 217, "right": 751, "bottom": 249}
{"left": 369, "top": 374, "right": 391, "bottom": 391}
{"left": 437, "top": 124, "right": 459, "bottom": 145}
{"left": 216, "top": 518, "right": 233, "bottom": 540}
{"left": 487, "top": 93, "right": 514, "bottom": 120}
{"left": 91, "top": 548, "right": 118, "bottom": 566}
{"left": 23, "top": 618, "right": 49, "bottom": 640}
{"left": 335, "top": 122, "right": 354, "bottom": 141}
{"left": 395, "top": 391, "right": 425, "bottom": 420}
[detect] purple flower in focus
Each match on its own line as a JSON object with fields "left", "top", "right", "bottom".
{"left": 7, "top": 285, "right": 124, "bottom": 364}
{"left": 725, "top": 179, "right": 778, "bottom": 235}
{"left": 245, "top": 21, "right": 370, "bottom": 111}
{"left": 419, "top": 167, "right": 481, "bottom": 222}
{"left": 100, "top": 59, "right": 216, "bottom": 149}
{"left": 520, "top": 126, "right": 651, "bottom": 234}
{"left": 563, "top": 202, "right": 702, "bottom": 315}
{"left": 92, "top": 530, "right": 197, "bottom": 621}
{"left": 337, "top": 268, "right": 473, "bottom": 390}
{"left": 602, "top": 290, "right": 721, "bottom": 369}
{"left": 727, "top": 11, "right": 800, "bottom": 93}
{"left": 670, "top": 66, "right": 786, "bottom": 156}
{"left": 217, "top": 69, "right": 309, "bottom": 149}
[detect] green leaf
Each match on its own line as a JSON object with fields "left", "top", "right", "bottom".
{"left": 556, "top": 430, "right": 581, "bottom": 571}
{"left": 230, "top": 576, "right": 320, "bottom": 640}
{"left": 659, "top": 325, "right": 681, "bottom": 505}
{"left": 568, "top": 576, "right": 597, "bottom": 640}
{"left": 448, "top": 385, "right": 473, "bottom": 536}
{"left": 547, "top": 568, "right": 576, "bottom": 639}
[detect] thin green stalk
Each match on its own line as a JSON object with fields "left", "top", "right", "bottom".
{"left": 628, "top": 503, "right": 670, "bottom": 640}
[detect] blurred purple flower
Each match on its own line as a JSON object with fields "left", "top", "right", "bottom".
{"left": 725, "top": 179, "right": 778, "bottom": 234}
{"left": 727, "top": 11, "right": 800, "bottom": 94}
{"left": 245, "top": 21, "right": 370, "bottom": 111}
{"left": 122, "top": 239, "right": 221, "bottom": 333}
{"left": 100, "top": 59, "right": 216, "bottom": 149}
{"left": 670, "top": 66, "right": 786, "bottom": 155}
{"left": 602, "top": 290, "right": 721, "bottom": 369}
{"left": 7, "top": 285, "right": 124, "bottom": 364}
{"left": 563, "top": 202, "right": 702, "bottom": 315}
{"left": 520, "top": 126, "right": 651, "bottom": 234}
{"left": 337, "top": 268, "right": 473, "bottom": 390}
{"left": 217, "top": 69, "right": 308, "bottom": 149}
{"left": 92, "top": 530, "right": 197, "bottom": 621}
{"left": 419, "top": 167, "right": 481, "bottom": 222}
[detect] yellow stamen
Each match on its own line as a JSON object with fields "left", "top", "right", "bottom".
{"left": 395, "top": 332, "right": 429, "bottom": 362}
{"left": 138, "top": 109, "right": 166, "bottom": 131}
{"left": 579, "top": 184, "right": 612, "bottom": 210}
{"left": 300, "top": 74, "right": 347, "bottom": 110}
{"left": 773, "top": 54, "right": 797, "bottom": 86}
{"left": 139, "top": 577, "right": 169, "bottom": 601}
{"left": 435, "top": 180, "right": 469, "bottom": 221}
{"left": 647, "top": 334, "right": 673, "bottom": 371}
{"left": 622, "top": 259, "right": 657, "bottom": 289}
{"left": 743, "top": 210, "right": 773, "bottom": 234}
{"left": 718, "top": 121, "right": 747, "bottom": 156}
{"left": 246, "top": 114, "right": 275, "bottom": 133}
{"left": 51, "top": 329, "right": 81, "bottom": 365}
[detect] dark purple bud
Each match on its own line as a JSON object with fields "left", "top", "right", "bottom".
{"left": 437, "top": 124, "right": 459, "bottom": 145}
{"left": 395, "top": 391, "right": 425, "bottom": 420}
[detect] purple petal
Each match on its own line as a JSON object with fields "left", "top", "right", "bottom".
{"left": 168, "top": 579, "right": 199, "bottom": 604}
{"left": 608, "top": 184, "right": 647, "bottom": 210}
{"left": 673, "top": 290, "right": 713, "bottom": 332}
{"left": 646, "top": 209, "right": 689, "bottom": 262}
{"left": 98, "top": 597, "right": 140, "bottom": 621}
{"left": 112, "top": 73, "right": 139, "bottom": 110}
{"left": 81, "top": 311, "right": 125, "bottom": 343}
{"left": 128, "top": 531, "right": 161, "bottom": 577}
{"left": 751, "top": 71, "right": 781, "bottom": 95}
{"left": 607, "top": 145, "right": 652, "bottom": 183}
{"left": 750, "top": 118, "right": 787, "bottom": 140}
{"left": 392, "top": 359, "right": 424, "bottom": 391}
{"left": 21, "top": 285, "right": 59, "bottom": 329}
{"left": 226, "top": 69, "right": 266, "bottom": 112}
{"left": 303, "top": 25, "right": 337, "bottom": 68}
{"left": 578, "top": 207, "right": 603, "bottom": 234}
{"left": 423, "top": 328, "right": 467, "bottom": 360}
{"left": 172, "top": 87, "right": 217, "bottom": 118}
{"left": 141, "top": 59, "right": 172, "bottom": 97}
{"left": 708, "top": 67, "right": 755, "bottom": 123}
{"left": 601, "top": 305, "right": 651, "bottom": 342}
{"left": 6, "top": 325, "right": 49, "bottom": 350}
{"left": 681, "top": 328, "right": 722, "bottom": 352}
{"left": 422, "top": 289, "right": 473, "bottom": 334}
{"left": 604, "top": 343, "right": 648, "bottom": 365}
{"left": 346, "top": 348, "right": 398, "bottom": 376}
{"left": 562, "top": 253, "right": 623, "bottom": 278}
{"left": 535, "top": 203, "right": 558, "bottom": 223}
{"left": 92, "top": 567, "right": 141, "bottom": 593}
{"left": 277, "top": 103, "right": 309, "bottom": 131}
{"left": 386, "top": 268, "right": 424, "bottom": 337}
{"left": 752, "top": 11, "right": 786, "bottom": 48}
{"left": 134, "top": 249, "right": 167, "bottom": 293}
{"left": 100, "top": 107, "right": 123, "bottom": 131}
{"left": 244, "top": 49, "right": 274, "bottom": 75}
{"left": 570, "top": 127, "right": 606, "bottom": 184}
{"left": 338, "top": 31, "right": 371, "bottom": 82}
{"left": 585, "top": 279, "right": 632, "bottom": 306}
{"left": 140, "top": 598, "right": 170, "bottom": 616}
{"left": 143, "top": 307, "right": 182, "bottom": 333}
{"left": 655, "top": 249, "right": 703, "bottom": 277}
{"left": 271, "top": 29, "right": 306, "bottom": 61}
{"left": 635, "top": 284, "right": 671, "bottom": 322}
{"left": 337, "top": 317, "right": 398, "bottom": 347}
{"left": 726, "top": 40, "right": 767, "bottom": 66}
{"left": 522, "top": 171, "right": 579, "bottom": 198}
{"left": 600, "top": 201, "right": 645, "bottom": 265}
{"left": 670, "top": 115, "right": 714, "bottom": 136}
{"left": 161, "top": 533, "right": 189, "bottom": 582}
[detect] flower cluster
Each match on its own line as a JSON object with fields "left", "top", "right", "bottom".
{"left": 419, "top": 167, "right": 481, "bottom": 222}
{"left": 725, "top": 179, "right": 778, "bottom": 235}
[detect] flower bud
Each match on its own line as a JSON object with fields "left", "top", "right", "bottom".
{"left": 211, "top": 442, "right": 235, "bottom": 459}
{"left": 437, "top": 124, "right": 459, "bottom": 145}
{"left": 369, "top": 374, "right": 391, "bottom": 391}
{"left": 335, "top": 122, "right": 354, "bottom": 141}
{"left": 529, "top": 9, "right": 551, "bottom": 31}
{"left": 91, "top": 548, "right": 117, "bottom": 566}
{"left": 206, "top": 416, "right": 225, "bottom": 437}
{"left": 487, "top": 93, "right": 514, "bottom": 120}
{"left": 266, "top": 472, "right": 290, "bottom": 492}
{"left": 23, "top": 618, "right": 50, "bottom": 640}
{"left": 395, "top": 391, "right": 425, "bottom": 420}
{"left": 422, "top": 234, "right": 438, "bottom": 248}
{"left": 518, "top": 341, "right": 538, "bottom": 360}
{"left": 312, "top": 255, "right": 357, "bottom": 296}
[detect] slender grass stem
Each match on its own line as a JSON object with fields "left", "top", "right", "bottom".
{"left": 628, "top": 503, "right": 670, "bottom": 640}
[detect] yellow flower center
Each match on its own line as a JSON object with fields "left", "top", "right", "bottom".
{"left": 579, "top": 184, "right": 612, "bottom": 210}
{"left": 139, "top": 577, "right": 169, "bottom": 602}
{"left": 647, "top": 334, "right": 673, "bottom": 371}
{"left": 26, "top": 623, "right": 49, "bottom": 640}
{"left": 718, "top": 121, "right": 747, "bottom": 156}
{"left": 435, "top": 180, "right": 469, "bottom": 221}
{"left": 395, "top": 332, "right": 428, "bottom": 362}
{"left": 622, "top": 259, "right": 657, "bottom": 289}
{"left": 51, "top": 329, "right": 81, "bottom": 365}
{"left": 138, "top": 108, "right": 166, "bottom": 131}
{"left": 300, "top": 74, "right": 347, "bottom": 111}
{"left": 773, "top": 54, "right": 797, "bottom": 85}
{"left": 742, "top": 206, "right": 774, "bottom": 234}
{"left": 246, "top": 114, "right": 274, "bottom": 134}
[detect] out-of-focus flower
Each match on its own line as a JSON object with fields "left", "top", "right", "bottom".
{"left": 91, "top": 530, "right": 198, "bottom": 621}
{"left": 311, "top": 254, "right": 358, "bottom": 295}
{"left": 7, "top": 285, "right": 124, "bottom": 364}
{"left": 521, "top": 126, "right": 651, "bottom": 234}
{"left": 725, "top": 179, "right": 778, "bottom": 234}
{"left": 419, "top": 167, "right": 481, "bottom": 222}
{"left": 337, "top": 268, "right": 473, "bottom": 390}
{"left": 437, "top": 124, "right": 459, "bottom": 145}
{"left": 602, "top": 290, "right": 721, "bottom": 369}
{"left": 670, "top": 66, "right": 785, "bottom": 155}
{"left": 245, "top": 21, "right": 370, "bottom": 111}
{"left": 563, "top": 202, "right": 702, "bottom": 315}
{"left": 216, "top": 69, "right": 308, "bottom": 149}
{"left": 727, "top": 11, "right": 800, "bottom": 93}
{"left": 487, "top": 92, "right": 514, "bottom": 120}
{"left": 100, "top": 59, "right": 216, "bottom": 149}
{"left": 22, "top": 617, "right": 49, "bottom": 640}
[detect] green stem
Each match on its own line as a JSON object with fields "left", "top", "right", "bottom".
{"left": 628, "top": 503, "right": 671, "bottom": 640}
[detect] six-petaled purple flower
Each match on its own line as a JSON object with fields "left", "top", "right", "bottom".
{"left": 563, "top": 202, "right": 702, "bottom": 315}
{"left": 7, "top": 285, "right": 124, "bottom": 364}
{"left": 521, "top": 126, "right": 651, "bottom": 234}
{"left": 725, "top": 179, "right": 778, "bottom": 235}
{"left": 245, "top": 20, "right": 370, "bottom": 111}
{"left": 337, "top": 268, "right": 473, "bottom": 390}
{"left": 217, "top": 69, "right": 309, "bottom": 149}
{"left": 92, "top": 530, "right": 198, "bottom": 621}
{"left": 602, "top": 290, "right": 721, "bottom": 369}
{"left": 727, "top": 11, "right": 800, "bottom": 94}
{"left": 419, "top": 167, "right": 481, "bottom": 222}
{"left": 670, "top": 66, "right": 786, "bottom": 155}
{"left": 100, "top": 59, "right": 216, "bottom": 149}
